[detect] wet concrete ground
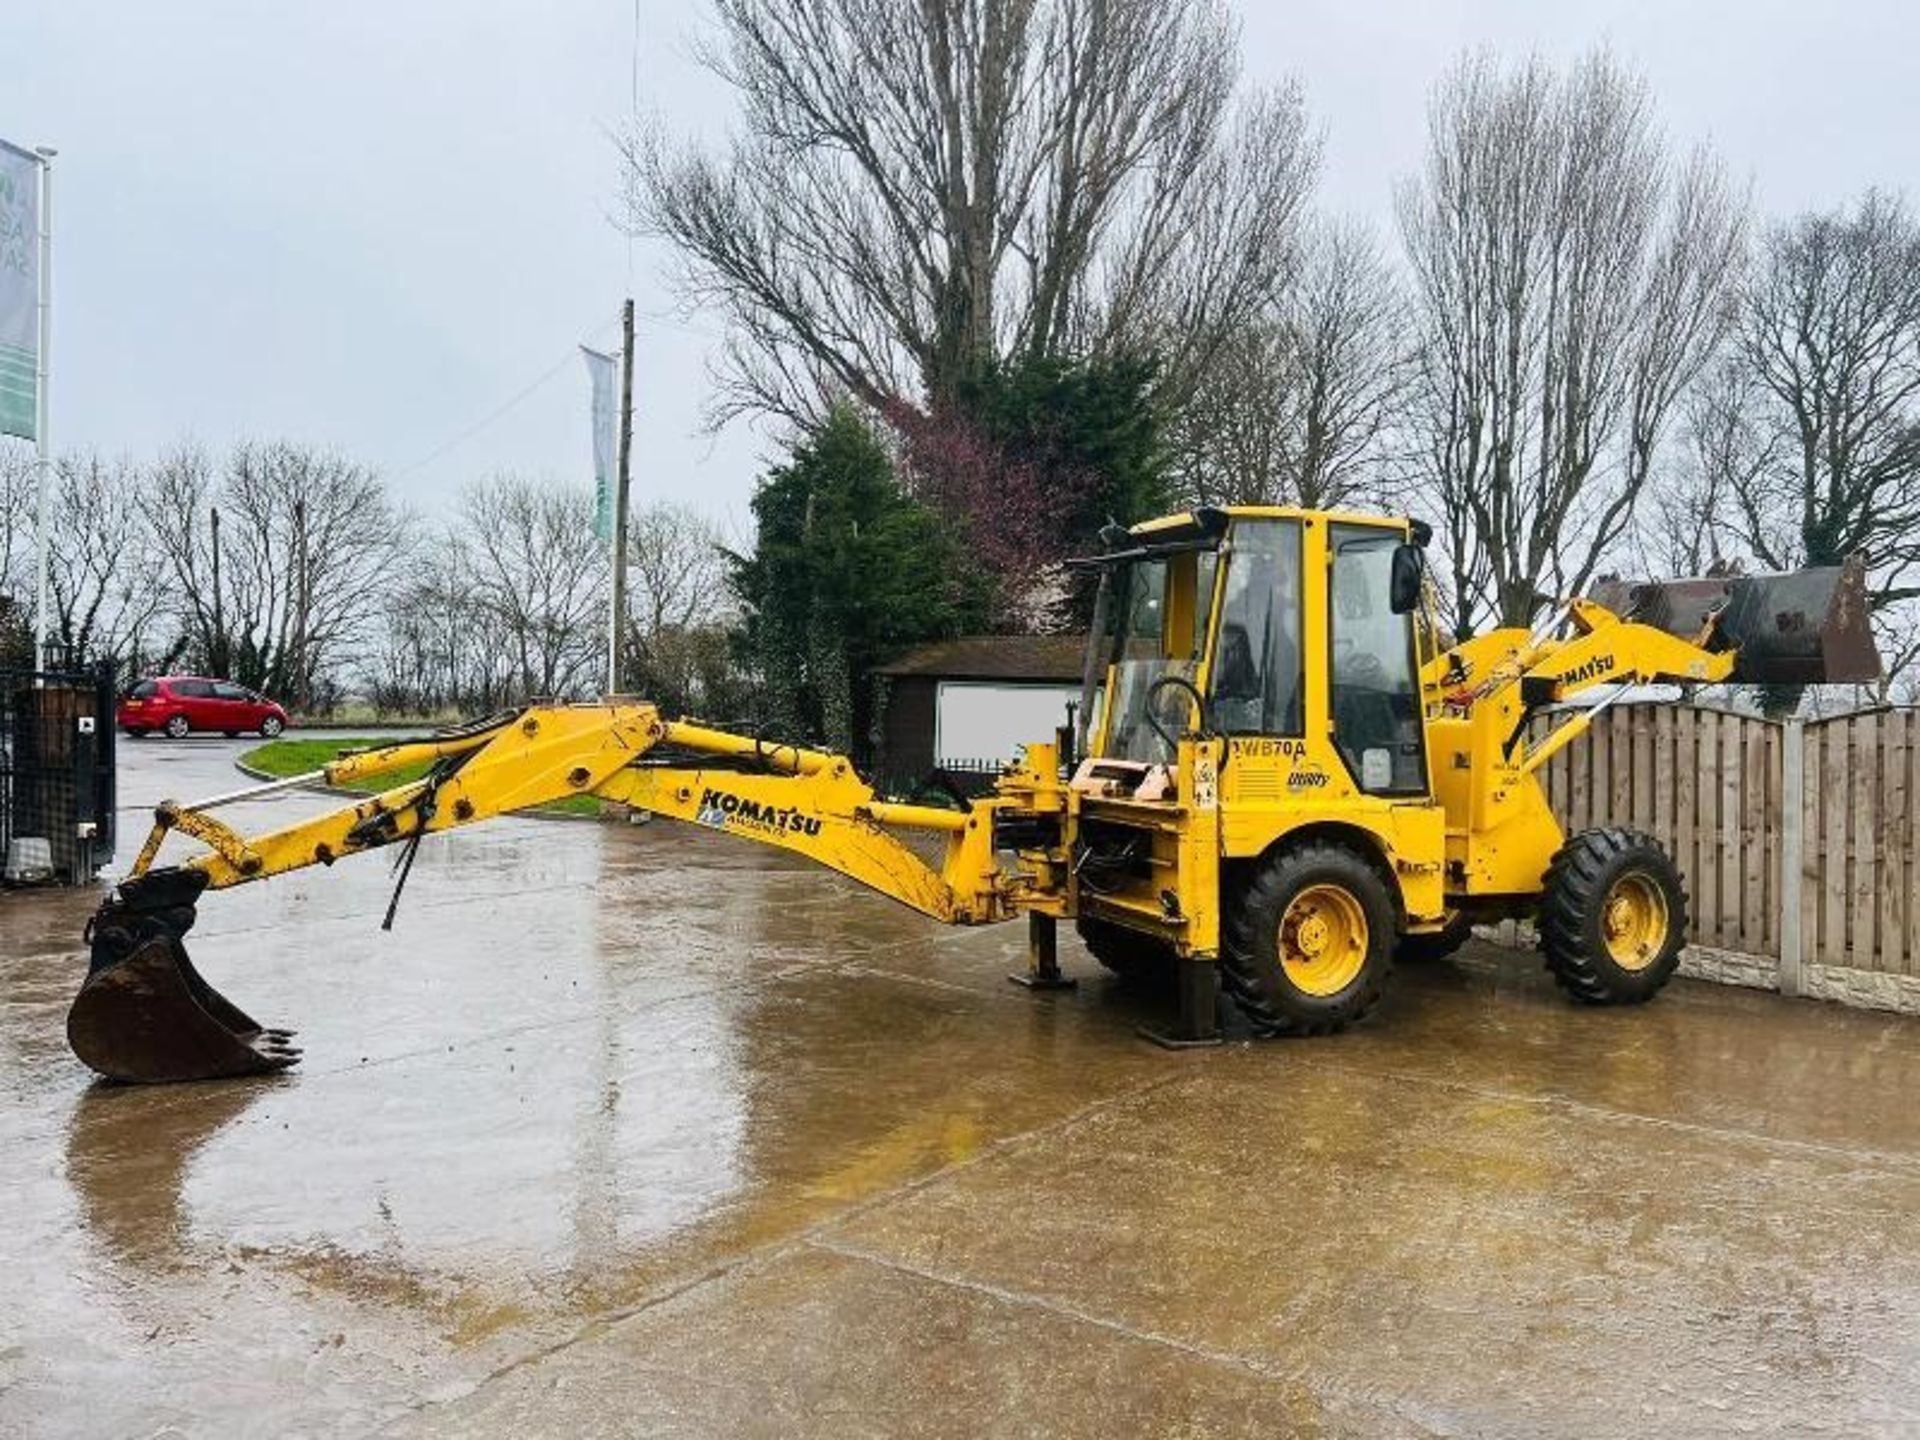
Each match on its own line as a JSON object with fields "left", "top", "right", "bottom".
{"left": 6, "top": 735, "right": 1920, "bottom": 1436}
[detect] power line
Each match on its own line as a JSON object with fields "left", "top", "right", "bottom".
{"left": 392, "top": 313, "right": 621, "bottom": 480}
{"left": 627, "top": 0, "right": 640, "bottom": 293}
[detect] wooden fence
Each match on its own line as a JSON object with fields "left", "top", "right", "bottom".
{"left": 1525, "top": 704, "right": 1920, "bottom": 1011}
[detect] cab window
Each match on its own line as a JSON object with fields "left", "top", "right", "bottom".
{"left": 1208, "top": 519, "right": 1304, "bottom": 736}
{"left": 1329, "top": 524, "right": 1427, "bottom": 794}
{"left": 1098, "top": 548, "right": 1218, "bottom": 763}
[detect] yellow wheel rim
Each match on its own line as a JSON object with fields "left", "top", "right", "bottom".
{"left": 1601, "top": 872, "right": 1670, "bottom": 971}
{"left": 1278, "top": 884, "right": 1369, "bottom": 997}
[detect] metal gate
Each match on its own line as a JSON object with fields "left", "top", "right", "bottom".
{"left": 0, "top": 658, "right": 117, "bottom": 884}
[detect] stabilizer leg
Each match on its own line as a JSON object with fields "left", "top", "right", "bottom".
{"left": 1008, "top": 912, "right": 1077, "bottom": 991}
{"left": 1139, "top": 953, "right": 1225, "bottom": 1049}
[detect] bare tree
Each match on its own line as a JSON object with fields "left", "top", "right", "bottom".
{"left": 624, "top": 0, "right": 1316, "bottom": 425}
{"left": 43, "top": 452, "right": 166, "bottom": 668}
{"left": 622, "top": 502, "right": 737, "bottom": 713}
{"left": 460, "top": 475, "right": 605, "bottom": 702}
{"left": 140, "top": 443, "right": 225, "bottom": 673}
{"left": 1633, "top": 362, "right": 1780, "bottom": 578}
{"left": 1172, "top": 217, "right": 1407, "bottom": 508}
{"left": 0, "top": 441, "right": 34, "bottom": 603}
{"left": 140, "top": 441, "right": 401, "bottom": 703}
{"left": 1731, "top": 193, "right": 1920, "bottom": 586}
{"left": 1670, "top": 190, "right": 1920, "bottom": 703}
{"left": 367, "top": 536, "right": 524, "bottom": 716}
{"left": 1398, "top": 50, "right": 1746, "bottom": 635}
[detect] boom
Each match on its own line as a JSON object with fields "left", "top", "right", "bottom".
{"left": 124, "top": 704, "right": 1022, "bottom": 921}
{"left": 69, "top": 704, "right": 1059, "bottom": 1084}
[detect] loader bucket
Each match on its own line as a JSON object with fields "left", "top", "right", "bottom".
{"left": 1592, "top": 557, "right": 1880, "bottom": 687}
{"left": 67, "top": 867, "right": 300, "bottom": 1084}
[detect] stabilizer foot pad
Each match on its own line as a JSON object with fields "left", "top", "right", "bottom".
{"left": 1008, "top": 973, "right": 1079, "bottom": 991}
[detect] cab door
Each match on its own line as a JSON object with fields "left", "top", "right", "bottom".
{"left": 1326, "top": 524, "right": 1428, "bottom": 796}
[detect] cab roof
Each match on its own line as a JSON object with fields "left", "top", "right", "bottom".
{"left": 1127, "top": 506, "right": 1411, "bottom": 540}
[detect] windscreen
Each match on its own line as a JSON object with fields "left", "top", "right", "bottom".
{"left": 1208, "top": 519, "right": 1304, "bottom": 736}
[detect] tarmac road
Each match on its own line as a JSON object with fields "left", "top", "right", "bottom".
{"left": 4, "top": 732, "right": 1920, "bottom": 1436}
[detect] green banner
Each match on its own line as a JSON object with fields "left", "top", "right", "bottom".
{"left": 0, "top": 142, "right": 39, "bottom": 441}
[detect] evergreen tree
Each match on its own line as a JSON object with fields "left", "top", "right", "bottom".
{"left": 729, "top": 407, "right": 985, "bottom": 757}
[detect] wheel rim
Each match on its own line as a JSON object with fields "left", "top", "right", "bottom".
{"left": 1278, "top": 883, "right": 1369, "bottom": 997}
{"left": 167, "top": 717, "right": 187, "bottom": 737}
{"left": 1601, "top": 872, "right": 1669, "bottom": 971}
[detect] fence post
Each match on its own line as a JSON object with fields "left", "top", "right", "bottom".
{"left": 1778, "top": 718, "right": 1805, "bottom": 997}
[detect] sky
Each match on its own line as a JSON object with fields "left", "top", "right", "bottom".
{"left": 3, "top": 1, "right": 1915, "bottom": 546}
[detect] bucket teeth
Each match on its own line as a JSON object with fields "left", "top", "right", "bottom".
{"left": 66, "top": 867, "right": 300, "bottom": 1085}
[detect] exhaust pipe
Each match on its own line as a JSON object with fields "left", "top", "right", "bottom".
{"left": 1591, "top": 556, "right": 1880, "bottom": 687}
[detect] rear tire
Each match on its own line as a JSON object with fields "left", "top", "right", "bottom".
{"left": 1397, "top": 913, "right": 1473, "bottom": 964}
{"left": 164, "top": 714, "right": 190, "bottom": 739}
{"left": 1076, "top": 917, "right": 1173, "bottom": 982}
{"left": 1538, "top": 828, "right": 1688, "bottom": 1005}
{"left": 1222, "top": 841, "right": 1395, "bottom": 1036}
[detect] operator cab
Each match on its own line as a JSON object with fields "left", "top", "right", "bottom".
{"left": 1075, "top": 506, "right": 1429, "bottom": 800}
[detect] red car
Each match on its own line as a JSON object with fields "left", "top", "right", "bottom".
{"left": 119, "top": 676, "right": 290, "bottom": 739}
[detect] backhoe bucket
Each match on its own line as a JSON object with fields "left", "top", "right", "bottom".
{"left": 1592, "top": 557, "right": 1880, "bottom": 687}
{"left": 67, "top": 867, "right": 300, "bottom": 1084}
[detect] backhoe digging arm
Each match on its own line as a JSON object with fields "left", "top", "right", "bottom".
{"left": 126, "top": 704, "right": 662, "bottom": 890}
{"left": 72, "top": 703, "right": 1030, "bottom": 1085}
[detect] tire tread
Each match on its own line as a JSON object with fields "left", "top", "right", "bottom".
{"left": 1538, "top": 827, "right": 1688, "bottom": 1005}
{"left": 1220, "top": 840, "right": 1395, "bottom": 1037}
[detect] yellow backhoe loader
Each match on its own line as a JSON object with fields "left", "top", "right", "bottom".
{"left": 67, "top": 506, "right": 1879, "bottom": 1084}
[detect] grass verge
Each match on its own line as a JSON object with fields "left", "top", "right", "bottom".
{"left": 239, "top": 737, "right": 604, "bottom": 817}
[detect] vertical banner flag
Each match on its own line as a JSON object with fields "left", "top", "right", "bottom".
{"left": 0, "top": 140, "right": 39, "bottom": 441}
{"left": 582, "top": 346, "right": 618, "bottom": 543}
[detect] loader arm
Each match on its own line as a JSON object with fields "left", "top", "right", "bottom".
{"left": 1428, "top": 599, "right": 1743, "bottom": 791}
{"left": 71, "top": 702, "right": 1034, "bottom": 1085}
{"left": 1418, "top": 563, "right": 1877, "bottom": 897}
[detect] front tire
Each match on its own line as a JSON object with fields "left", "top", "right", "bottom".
{"left": 260, "top": 716, "right": 284, "bottom": 738}
{"left": 1222, "top": 841, "right": 1395, "bottom": 1036}
{"left": 1076, "top": 917, "right": 1173, "bottom": 983}
{"left": 1538, "top": 828, "right": 1688, "bottom": 1005}
{"left": 164, "top": 714, "right": 190, "bottom": 739}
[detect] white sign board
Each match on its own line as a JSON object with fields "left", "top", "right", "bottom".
{"left": 0, "top": 140, "right": 38, "bottom": 441}
{"left": 934, "top": 682, "right": 1081, "bottom": 767}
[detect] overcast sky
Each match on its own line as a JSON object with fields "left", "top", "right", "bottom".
{"left": 4, "top": 1, "right": 1914, "bottom": 544}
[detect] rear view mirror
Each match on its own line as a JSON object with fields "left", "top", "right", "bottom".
{"left": 1389, "top": 544, "right": 1424, "bottom": 614}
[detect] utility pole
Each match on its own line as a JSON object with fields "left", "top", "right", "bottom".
{"left": 293, "top": 497, "right": 309, "bottom": 707}
{"left": 209, "top": 505, "right": 224, "bottom": 675}
{"left": 608, "top": 297, "right": 635, "bottom": 694}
